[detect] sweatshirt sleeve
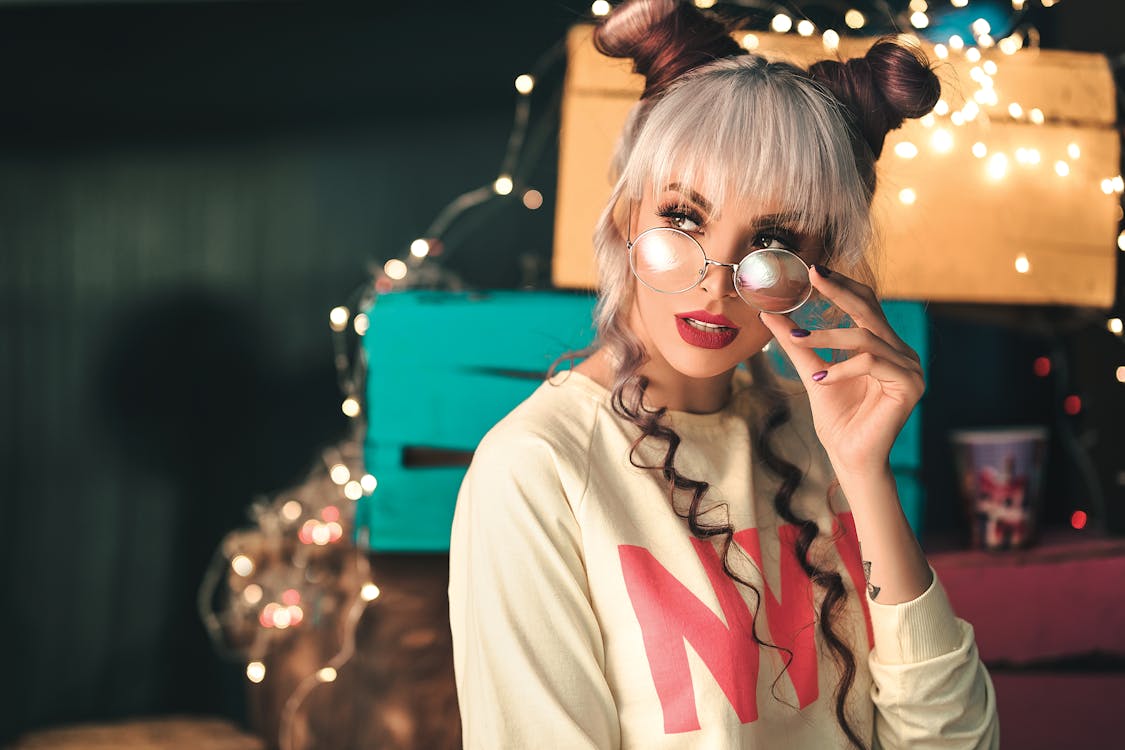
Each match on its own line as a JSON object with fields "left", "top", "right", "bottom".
{"left": 448, "top": 426, "right": 621, "bottom": 750}
{"left": 867, "top": 567, "right": 1000, "bottom": 750}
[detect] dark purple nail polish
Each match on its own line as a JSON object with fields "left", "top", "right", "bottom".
{"left": 790, "top": 328, "right": 811, "bottom": 338}
{"left": 814, "top": 264, "right": 832, "bottom": 277}
{"left": 812, "top": 370, "right": 828, "bottom": 382}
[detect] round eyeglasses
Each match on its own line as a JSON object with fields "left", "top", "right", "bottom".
{"left": 627, "top": 226, "right": 814, "bottom": 314}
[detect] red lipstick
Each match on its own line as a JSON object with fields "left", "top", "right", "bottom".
{"left": 674, "top": 310, "right": 740, "bottom": 349}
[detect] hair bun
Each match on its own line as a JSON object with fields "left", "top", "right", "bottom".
{"left": 594, "top": 0, "right": 743, "bottom": 101}
{"left": 809, "top": 36, "right": 941, "bottom": 160}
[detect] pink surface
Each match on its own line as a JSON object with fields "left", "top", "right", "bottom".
{"left": 991, "top": 673, "right": 1125, "bottom": 749}
{"left": 929, "top": 533, "right": 1125, "bottom": 664}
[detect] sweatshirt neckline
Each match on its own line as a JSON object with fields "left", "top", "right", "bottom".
{"left": 548, "top": 368, "right": 754, "bottom": 433}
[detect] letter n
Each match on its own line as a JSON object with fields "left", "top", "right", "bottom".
{"left": 619, "top": 540, "right": 760, "bottom": 734}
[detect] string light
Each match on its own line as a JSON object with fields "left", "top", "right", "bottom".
{"left": 1008, "top": 102, "right": 1023, "bottom": 118}
{"left": 247, "top": 662, "right": 266, "bottom": 684}
{"left": 360, "top": 583, "right": 381, "bottom": 602}
{"left": 983, "top": 60, "right": 998, "bottom": 76}
{"left": 899, "top": 188, "right": 917, "bottom": 205}
{"left": 329, "top": 464, "right": 351, "bottom": 485}
{"left": 953, "top": 0, "right": 968, "bottom": 7}
{"left": 895, "top": 142, "right": 919, "bottom": 159}
{"left": 949, "top": 35, "right": 965, "bottom": 51}
{"left": 972, "top": 142, "right": 987, "bottom": 158}
{"left": 360, "top": 474, "right": 378, "bottom": 493}
{"left": 822, "top": 30, "right": 839, "bottom": 50}
{"left": 1033, "top": 356, "right": 1051, "bottom": 377}
{"left": 522, "top": 189, "right": 544, "bottom": 210}
{"left": 920, "top": 113, "right": 935, "bottom": 128}
{"left": 965, "top": 48, "right": 981, "bottom": 63}
{"left": 243, "top": 584, "right": 263, "bottom": 605}
{"left": 844, "top": 10, "right": 865, "bottom": 29}
{"left": 590, "top": 0, "right": 610, "bottom": 17}
{"left": 931, "top": 129, "right": 954, "bottom": 153}
{"left": 978, "top": 34, "right": 994, "bottom": 48}
{"left": 317, "top": 667, "right": 338, "bottom": 683}
{"left": 910, "top": 12, "right": 929, "bottom": 28}
{"left": 1029, "top": 108, "right": 1045, "bottom": 124}
{"left": 987, "top": 152, "right": 1008, "bottom": 180}
{"left": 797, "top": 20, "right": 815, "bottom": 36}
{"left": 1102, "top": 179, "right": 1115, "bottom": 195}
{"left": 1117, "top": 366, "right": 1125, "bottom": 383}
{"left": 329, "top": 306, "right": 349, "bottom": 332}
{"left": 1117, "top": 231, "right": 1125, "bottom": 251}
{"left": 1068, "top": 143, "right": 1081, "bottom": 160}
{"left": 353, "top": 313, "right": 370, "bottom": 335}
{"left": 771, "top": 14, "right": 793, "bottom": 33}
{"left": 409, "top": 239, "right": 430, "bottom": 258}
{"left": 1064, "top": 395, "right": 1082, "bottom": 416}
{"left": 1108, "top": 318, "right": 1124, "bottom": 335}
{"left": 341, "top": 396, "right": 361, "bottom": 418}
{"left": 384, "top": 258, "right": 407, "bottom": 280}
{"left": 1114, "top": 176, "right": 1125, "bottom": 193}
{"left": 1015, "top": 253, "right": 1030, "bottom": 273}
{"left": 493, "top": 175, "right": 514, "bottom": 195}
{"left": 231, "top": 555, "right": 254, "bottom": 577}
{"left": 1070, "top": 510, "right": 1088, "bottom": 530}
{"left": 1054, "top": 161, "right": 1069, "bottom": 177}
{"left": 933, "top": 43, "right": 948, "bottom": 59}
{"left": 934, "top": 100, "right": 950, "bottom": 116}
{"left": 514, "top": 74, "right": 535, "bottom": 95}
{"left": 344, "top": 481, "right": 363, "bottom": 500}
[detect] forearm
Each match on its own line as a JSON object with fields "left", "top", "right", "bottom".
{"left": 834, "top": 461, "right": 932, "bottom": 605}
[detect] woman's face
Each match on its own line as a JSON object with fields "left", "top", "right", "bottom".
{"left": 626, "top": 179, "right": 827, "bottom": 381}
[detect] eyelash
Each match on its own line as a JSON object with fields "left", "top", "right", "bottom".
{"left": 655, "top": 202, "right": 802, "bottom": 252}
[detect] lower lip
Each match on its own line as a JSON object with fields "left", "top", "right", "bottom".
{"left": 675, "top": 317, "right": 739, "bottom": 349}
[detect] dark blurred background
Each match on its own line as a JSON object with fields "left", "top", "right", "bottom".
{"left": 2, "top": 0, "right": 1123, "bottom": 745}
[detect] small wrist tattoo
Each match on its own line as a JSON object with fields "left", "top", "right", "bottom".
{"left": 862, "top": 560, "right": 881, "bottom": 600}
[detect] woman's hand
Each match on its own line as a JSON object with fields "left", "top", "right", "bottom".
{"left": 758, "top": 264, "right": 925, "bottom": 479}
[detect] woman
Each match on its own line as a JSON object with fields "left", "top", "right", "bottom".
{"left": 448, "top": 1, "right": 998, "bottom": 747}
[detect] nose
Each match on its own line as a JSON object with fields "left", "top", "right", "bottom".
{"left": 699, "top": 259, "right": 739, "bottom": 298}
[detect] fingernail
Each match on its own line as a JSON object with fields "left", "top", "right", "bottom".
{"left": 812, "top": 370, "right": 828, "bottom": 382}
{"left": 790, "top": 328, "right": 811, "bottom": 338}
{"left": 814, "top": 264, "right": 832, "bottom": 277}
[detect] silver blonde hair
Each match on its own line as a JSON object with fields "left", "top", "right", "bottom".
{"left": 588, "top": 53, "right": 882, "bottom": 385}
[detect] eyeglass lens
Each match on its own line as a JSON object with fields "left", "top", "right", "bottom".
{"left": 630, "top": 228, "right": 813, "bottom": 314}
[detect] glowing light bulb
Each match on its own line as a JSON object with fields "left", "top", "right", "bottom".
{"left": 962, "top": 101, "right": 980, "bottom": 120}
{"left": 966, "top": 48, "right": 981, "bottom": 63}
{"left": 330, "top": 464, "right": 351, "bottom": 485}
{"left": 1114, "top": 176, "right": 1124, "bottom": 193}
{"left": 329, "top": 306, "right": 349, "bottom": 332}
{"left": 317, "top": 667, "right": 337, "bottom": 683}
{"left": 247, "top": 662, "right": 266, "bottom": 683}
{"left": 1118, "top": 231, "right": 1125, "bottom": 251}
{"left": 972, "top": 142, "right": 987, "bottom": 158}
{"left": 1008, "top": 102, "right": 1023, "bottom": 119}
{"left": 909, "top": 0, "right": 927, "bottom": 10}
{"left": 1071, "top": 510, "right": 1087, "bottom": 530}
{"left": 972, "top": 19, "right": 991, "bottom": 36}
{"left": 845, "top": 9, "right": 865, "bottom": 29}
{"left": 694, "top": 0, "right": 717, "bottom": 7}
{"left": 1029, "top": 108, "right": 1044, "bottom": 124}
{"left": 999, "top": 36, "right": 1020, "bottom": 55}
{"left": 243, "top": 584, "right": 263, "bottom": 604}
{"left": 410, "top": 239, "right": 430, "bottom": 258}
{"left": 987, "top": 153, "right": 1008, "bottom": 180}
{"left": 493, "top": 175, "right": 513, "bottom": 195}
{"left": 934, "top": 43, "right": 948, "bottom": 59}
{"left": 1117, "top": 366, "right": 1125, "bottom": 383}
{"left": 894, "top": 142, "right": 918, "bottom": 159}
{"left": 934, "top": 100, "right": 949, "bottom": 116}
{"left": 273, "top": 607, "right": 292, "bottom": 629}
{"left": 360, "top": 474, "right": 378, "bottom": 493}
{"left": 978, "top": 34, "right": 994, "bottom": 48}
{"left": 1026, "top": 148, "right": 1040, "bottom": 165}
{"left": 311, "top": 524, "right": 331, "bottom": 546}
{"left": 1068, "top": 143, "right": 1081, "bottom": 159}
{"left": 1033, "top": 357, "right": 1051, "bottom": 377}
{"left": 1109, "top": 318, "right": 1124, "bottom": 335}
{"left": 522, "top": 189, "right": 543, "bottom": 210}
{"left": 361, "top": 582, "right": 381, "bottom": 601}
{"left": 797, "top": 20, "right": 815, "bottom": 36}
{"left": 952, "top": 0, "right": 968, "bottom": 6}
{"left": 1041, "top": 0, "right": 1057, "bottom": 7}
{"left": 950, "top": 111, "right": 965, "bottom": 126}
{"left": 514, "top": 74, "right": 534, "bottom": 95}
{"left": 1012, "top": 0, "right": 1026, "bottom": 9}
{"left": 344, "top": 480, "right": 363, "bottom": 500}
{"left": 822, "top": 30, "right": 839, "bottom": 50}
{"left": 1015, "top": 254, "right": 1030, "bottom": 273}
{"left": 342, "top": 396, "right": 361, "bottom": 418}
{"left": 931, "top": 129, "right": 954, "bottom": 153}
{"left": 384, "top": 258, "right": 407, "bottom": 280}
{"left": 353, "top": 313, "right": 369, "bottom": 336}
{"left": 282, "top": 499, "right": 302, "bottom": 521}
{"left": 741, "top": 33, "right": 759, "bottom": 51}
{"left": 1102, "top": 179, "right": 1115, "bottom": 195}
{"left": 1054, "top": 161, "right": 1069, "bottom": 177}
{"left": 231, "top": 555, "right": 254, "bottom": 577}
{"left": 899, "top": 188, "right": 917, "bottom": 205}
{"left": 590, "top": 0, "right": 610, "bottom": 17}
{"left": 949, "top": 35, "right": 964, "bottom": 51}
{"left": 983, "top": 60, "right": 998, "bottom": 75}
{"left": 1063, "top": 394, "right": 1081, "bottom": 415}
{"left": 910, "top": 11, "right": 928, "bottom": 28}
{"left": 771, "top": 14, "right": 793, "bottom": 33}
{"left": 920, "top": 114, "right": 935, "bottom": 128}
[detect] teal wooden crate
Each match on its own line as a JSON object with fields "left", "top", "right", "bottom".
{"left": 357, "top": 290, "right": 929, "bottom": 551}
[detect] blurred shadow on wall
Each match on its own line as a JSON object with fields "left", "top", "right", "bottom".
{"left": 89, "top": 285, "right": 349, "bottom": 727}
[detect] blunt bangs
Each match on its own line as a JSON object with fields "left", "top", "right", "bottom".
{"left": 619, "top": 55, "right": 873, "bottom": 260}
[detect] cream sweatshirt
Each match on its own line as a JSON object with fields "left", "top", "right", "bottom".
{"left": 448, "top": 367, "right": 998, "bottom": 749}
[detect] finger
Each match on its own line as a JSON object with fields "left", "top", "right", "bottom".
{"left": 807, "top": 265, "right": 919, "bottom": 364}
{"left": 758, "top": 310, "right": 829, "bottom": 382}
{"left": 811, "top": 351, "right": 926, "bottom": 402}
{"left": 784, "top": 325, "right": 922, "bottom": 374}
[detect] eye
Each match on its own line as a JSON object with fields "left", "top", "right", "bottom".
{"left": 752, "top": 229, "right": 799, "bottom": 253}
{"left": 656, "top": 204, "right": 704, "bottom": 233}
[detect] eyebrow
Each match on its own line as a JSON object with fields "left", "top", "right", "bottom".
{"left": 663, "top": 183, "right": 806, "bottom": 228}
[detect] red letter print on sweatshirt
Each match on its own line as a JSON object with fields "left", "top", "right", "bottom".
{"left": 618, "top": 513, "right": 872, "bottom": 734}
